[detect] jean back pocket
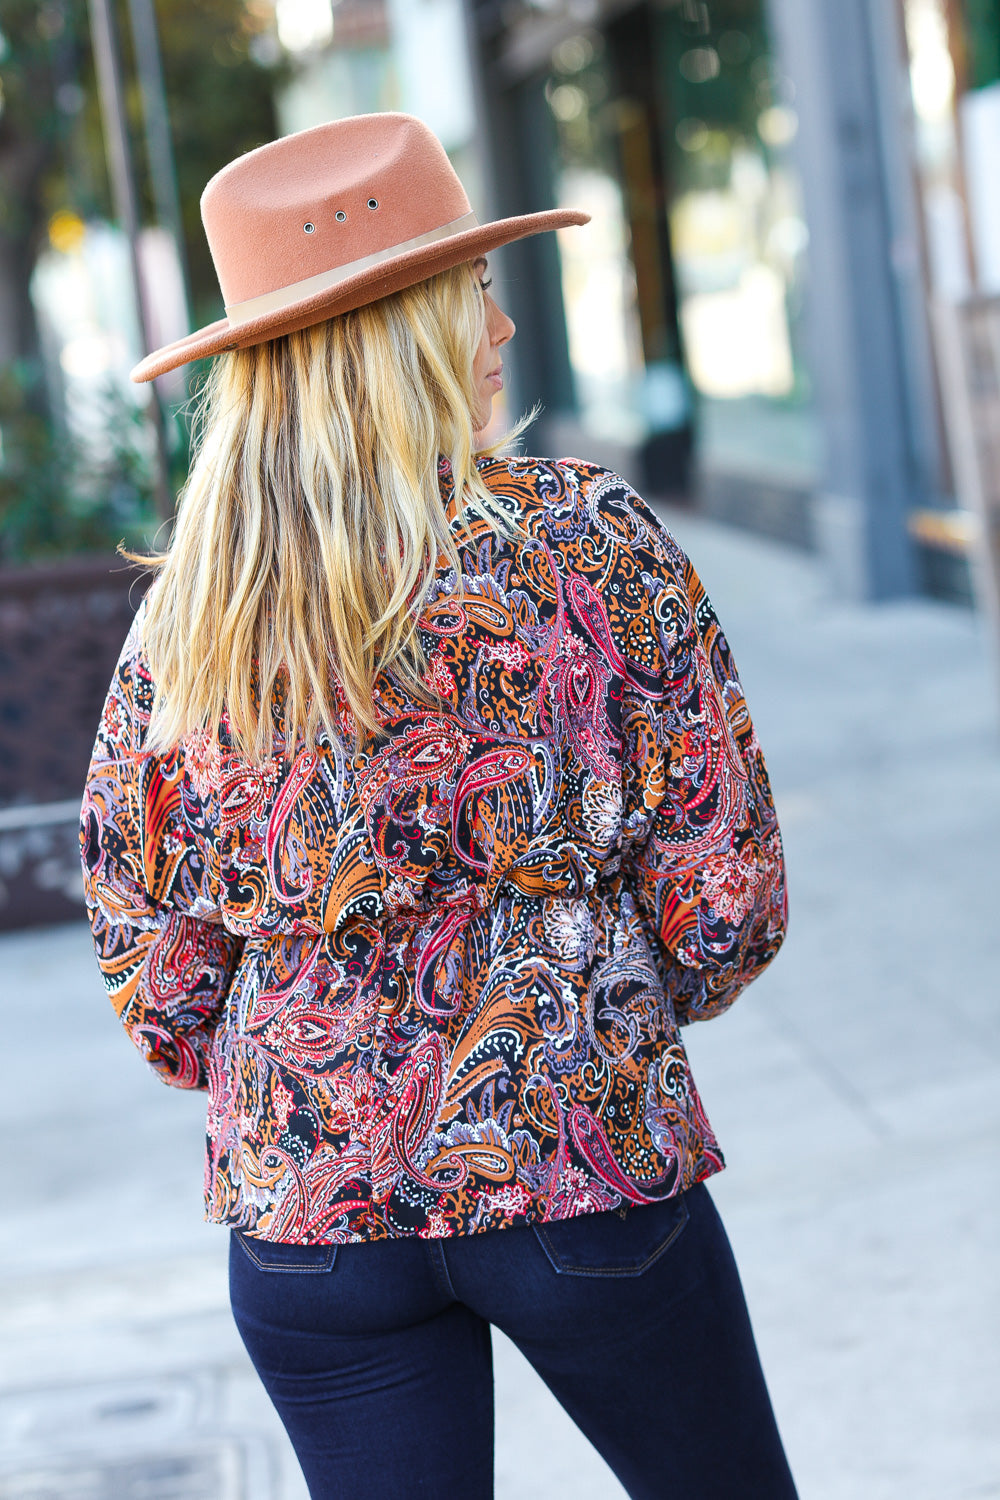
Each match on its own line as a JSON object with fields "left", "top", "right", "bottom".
{"left": 533, "top": 1192, "right": 690, "bottom": 1277}
{"left": 233, "top": 1231, "right": 338, "bottom": 1274}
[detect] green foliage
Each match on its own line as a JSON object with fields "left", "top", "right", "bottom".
{"left": 0, "top": 0, "right": 281, "bottom": 562}
{"left": 964, "top": 0, "right": 1000, "bottom": 90}
{"left": 656, "top": 0, "right": 774, "bottom": 189}
{"left": 0, "top": 2, "right": 105, "bottom": 261}
{"left": 0, "top": 361, "right": 168, "bottom": 564}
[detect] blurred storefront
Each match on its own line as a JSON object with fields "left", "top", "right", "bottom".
{"left": 469, "top": 0, "right": 818, "bottom": 545}
{"left": 464, "top": 0, "right": 999, "bottom": 610}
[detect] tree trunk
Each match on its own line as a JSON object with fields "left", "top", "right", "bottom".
{"left": 0, "top": 131, "right": 53, "bottom": 401}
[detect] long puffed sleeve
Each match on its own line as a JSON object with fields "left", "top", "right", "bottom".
{"left": 621, "top": 506, "right": 787, "bottom": 1024}
{"left": 80, "top": 606, "right": 244, "bottom": 1089}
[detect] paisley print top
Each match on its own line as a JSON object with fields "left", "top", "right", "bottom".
{"left": 80, "top": 457, "right": 787, "bottom": 1243}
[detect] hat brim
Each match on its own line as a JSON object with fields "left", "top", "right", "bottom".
{"left": 131, "top": 207, "right": 589, "bottom": 382}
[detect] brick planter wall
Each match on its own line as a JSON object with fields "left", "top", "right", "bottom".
{"left": 0, "top": 555, "right": 151, "bottom": 930}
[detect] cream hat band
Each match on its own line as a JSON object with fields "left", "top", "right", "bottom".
{"left": 224, "top": 210, "right": 480, "bottom": 327}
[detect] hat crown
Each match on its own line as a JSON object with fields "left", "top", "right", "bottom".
{"left": 201, "top": 113, "right": 472, "bottom": 307}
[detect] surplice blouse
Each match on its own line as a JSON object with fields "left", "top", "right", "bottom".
{"left": 80, "top": 457, "right": 787, "bottom": 1243}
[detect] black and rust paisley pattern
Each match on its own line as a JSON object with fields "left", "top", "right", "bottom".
{"left": 81, "top": 458, "right": 787, "bottom": 1242}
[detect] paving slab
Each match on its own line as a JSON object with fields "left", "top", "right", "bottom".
{"left": 1, "top": 509, "right": 997, "bottom": 1499}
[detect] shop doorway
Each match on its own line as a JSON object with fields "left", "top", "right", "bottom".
{"left": 482, "top": 0, "right": 818, "bottom": 527}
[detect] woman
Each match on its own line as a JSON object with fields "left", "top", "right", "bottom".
{"left": 81, "top": 114, "right": 796, "bottom": 1499}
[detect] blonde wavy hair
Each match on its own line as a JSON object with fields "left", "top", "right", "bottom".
{"left": 139, "top": 262, "right": 522, "bottom": 761}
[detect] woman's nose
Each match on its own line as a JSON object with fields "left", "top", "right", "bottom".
{"left": 492, "top": 305, "right": 515, "bottom": 347}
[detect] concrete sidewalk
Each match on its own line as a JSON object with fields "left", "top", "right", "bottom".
{"left": 1, "top": 510, "right": 998, "bottom": 1500}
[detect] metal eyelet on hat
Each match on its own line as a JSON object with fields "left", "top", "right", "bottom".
{"left": 335, "top": 210, "right": 347, "bottom": 222}
{"left": 303, "top": 221, "right": 316, "bottom": 233}
{"left": 367, "top": 198, "right": 379, "bottom": 209}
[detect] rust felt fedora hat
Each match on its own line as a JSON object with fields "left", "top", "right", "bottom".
{"left": 131, "top": 112, "right": 589, "bottom": 382}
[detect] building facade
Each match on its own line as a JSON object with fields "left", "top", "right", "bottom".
{"left": 466, "top": 0, "right": 994, "bottom": 605}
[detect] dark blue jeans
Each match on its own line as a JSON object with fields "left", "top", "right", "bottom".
{"left": 229, "top": 1182, "right": 798, "bottom": 1500}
